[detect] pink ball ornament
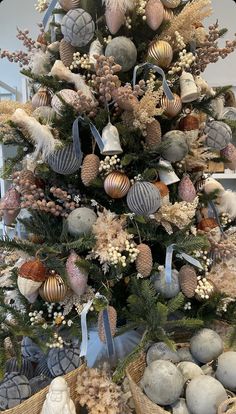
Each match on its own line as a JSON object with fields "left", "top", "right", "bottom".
{"left": 178, "top": 175, "right": 196, "bottom": 203}
{"left": 66, "top": 251, "right": 88, "bottom": 296}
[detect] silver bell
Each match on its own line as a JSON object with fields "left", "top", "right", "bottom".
{"left": 158, "top": 159, "right": 180, "bottom": 185}
{"left": 101, "top": 122, "right": 123, "bottom": 155}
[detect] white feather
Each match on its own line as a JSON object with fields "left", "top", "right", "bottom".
{"left": 11, "top": 108, "right": 62, "bottom": 161}
{"left": 29, "top": 49, "right": 51, "bottom": 76}
{"left": 103, "top": 0, "right": 136, "bottom": 11}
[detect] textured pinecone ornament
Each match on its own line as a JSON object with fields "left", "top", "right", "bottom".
{"left": 178, "top": 175, "right": 196, "bottom": 203}
{"left": 179, "top": 265, "right": 198, "bottom": 298}
{"left": 81, "top": 154, "right": 100, "bottom": 186}
{"left": 59, "top": 39, "right": 77, "bottom": 67}
{"left": 145, "top": 120, "right": 162, "bottom": 149}
{"left": 136, "top": 243, "right": 153, "bottom": 278}
{"left": 98, "top": 306, "right": 117, "bottom": 343}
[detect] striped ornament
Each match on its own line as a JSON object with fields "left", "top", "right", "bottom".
{"left": 127, "top": 181, "right": 161, "bottom": 216}
{"left": 5, "top": 357, "right": 34, "bottom": 380}
{"left": 35, "top": 357, "right": 53, "bottom": 378}
{"left": 46, "top": 144, "right": 82, "bottom": 175}
{"left": 161, "top": 93, "right": 182, "bottom": 117}
{"left": 104, "top": 171, "right": 130, "bottom": 199}
{"left": 148, "top": 40, "right": 173, "bottom": 68}
{"left": 39, "top": 273, "right": 67, "bottom": 303}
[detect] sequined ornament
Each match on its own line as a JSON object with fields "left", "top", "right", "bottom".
{"left": 104, "top": 171, "right": 130, "bottom": 199}
{"left": 59, "top": 0, "right": 80, "bottom": 11}
{"left": 221, "top": 143, "right": 236, "bottom": 170}
{"left": 59, "top": 39, "right": 77, "bottom": 67}
{"left": 179, "top": 265, "right": 198, "bottom": 298}
{"left": 161, "top": 0, "right": 180, "bottom": 7}
{"left": 39, "top": 272, "right": 67, "bottom": 303}
{"left": 81, "top": 154, "right": 100, "bottom": 186}
{"left": 105, "top": 36, "right": 137, "bottom": 72}
{"left": 0, "top": 187, "right": 20, "bottom": 226}
{"left": 67, "top": 207, "right": 97, "bottom": 236}
{"left": 31, "top": 87, "right": 51, "bottom": 110}
{"left": 51, "top": 89, "right": 78, "bottom": 115}
{"left": 61, "top": 9, "right": 95, "bottom": 47}
{"left": 47, "top": 143, "right": 82, "bottom": 175}
{"left": 148, "top": 40, "right": 173, "bottom": 68}
{"left": 98, "top": 306, "right": 117, "bottom": 343}
{"left": 178, "top": 175, "right": 196, "bottom": 203}
{"left": 135, "top": 243, "right": 153, "bottom": 277}
{"left": 105, "top": 6, "right": 125, "bottom": 34}
{"left": 145, "top": 0, "right": 164, "bottom": 31}
{"left": 127, "top": 181, "right": 161, "bottom": 216}
{"left": 153, "top": 181, "right": 169, "bottom": 205}
{"left": 161, "top": 93, "right": 182, "bottom": 117}
{"left": 204, "top": 120, "right": 232, "bottom": 150}
{"left": 66, "top": 251, "right": 88, "bottom": 296}
{"left": 145, "top": 120, "right": 162, "bottom": 149}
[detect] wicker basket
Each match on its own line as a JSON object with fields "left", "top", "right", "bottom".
{"left": 218, "top": 397, "right": 236, "bottom": 414}
{"left": 3, "top": 364, "right": 85, "bottom": 414}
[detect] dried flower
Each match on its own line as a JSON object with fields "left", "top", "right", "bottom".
{"left": 61, "top": 287, "right": 95, "bottom": 316}
{"left": 183, "top": 134, "right": 216, "bottom": 171}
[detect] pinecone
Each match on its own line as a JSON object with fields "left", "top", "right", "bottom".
{"left": 98, "top": 306, "right": 117, "bottom": 343}
{"left": 135, "top": 243, "right": 153, "bottom": 278}
{"left": 59, "top": 39, "right": 76, "bottom": 67}
{"left": 179, "top": 265, "right": 198, "bottom": 298}
{"left": 145, "top": 120, "right": 162, "bottom": 149}
{"left": 81, "top": 154, "right": 100, "bottom": 186}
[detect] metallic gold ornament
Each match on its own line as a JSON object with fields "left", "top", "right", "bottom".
{"left": 161, "top": 93, "right": 182, "bottom": 117}
{"left": 104, "top": 171, "right": 130, "bottom": 199}
{"left": 39, "top": 272, "right": 67, "bottom": 303}
{"left": 163, "top": 7, "right": 174, "bottom": 21}
{"left": 148, "top": 40, "right": 173, "bottom": 68}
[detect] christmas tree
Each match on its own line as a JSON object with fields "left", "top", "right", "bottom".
{"left": 1, "top": 0, "right": 236, "bottom": 410}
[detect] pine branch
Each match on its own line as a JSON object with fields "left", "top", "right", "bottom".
{"left": 0, "top": 237, "right": 40, "bottom": 256}
{"left": 21, "top": 69, "right": 70, "bottom": 92}
{"left": 167, "top": 293, "right": 185, "bottom": 315}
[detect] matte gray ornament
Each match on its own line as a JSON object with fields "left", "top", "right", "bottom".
{"left": 146, "top": 342, "right": 180, "bottom": 365}
{"left": 35, "top": 357, "right": 53, "bottom": 378}
{"left": 171, "top": 398, "right": 190, "bottom": 414}
{"left": 47, "top": 345, "right": 81, "bottom": 376}
{"left": 61, "top": 9, "right": 95, "bottom": 47}
{"left": 141, "top": 360, "right": 184, "bottom": 405}
{"left": 186, "top": 375, "right": 227, "bottom": 414}
{"left": 177, "top": 347, "right": 199, "bottom": 364}
{"left": 160, "top": 135, "right": 188, "bottom": 162}
{"left": 152, "top": 269, "right": 180, "bottom": 298}
{"left": 29, "top": 376, "right": 51, "bottom": 395}
{"left": 67, "top": 207, "right": 97, "bottom": 236}
{"left": 204, "top": 120, "right": 232, "bottom": 150}
{"left": 127, "top": 181, "right": 161, "bottom": 216}
{"left": 0, "top": 373, "right": 31, "bottom": 410}
{"left": 190, "top": 328, "right": 223, "bottom": 363}
{"left": 21, "top": 337, "right": 44, "bottom": 363}
{"left": 5, "top": 358, "right": 34, "bottom": 380}
{"left": 216, "top": 351, "right": 236, "bottom": 391}
{"left": 47, "top": 144, "right": 82, "bottom": 175}
{"left": 105, "top": 36, "right": 137, "bottom": 72}
{"left": 177, "top": 361, "right": 203, "bottom": 383}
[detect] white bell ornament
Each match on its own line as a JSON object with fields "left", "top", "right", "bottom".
{"left": 180, "top": 71, "right": 199, "bottom": 103}
{"left": 101, "top": 122, "right": 123, "bottom": 155}
{"left": 157, "top": 159, "right": 180, "bottom": 185}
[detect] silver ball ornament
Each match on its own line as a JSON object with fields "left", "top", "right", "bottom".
{"left": 105, "top": 36, "right": 137, "bottom": 72}
{"left": 190, "top": 329, "right": 223, "bottom": 363}
{"left": 67, "top": 207, "right": 97, "bottom": 236}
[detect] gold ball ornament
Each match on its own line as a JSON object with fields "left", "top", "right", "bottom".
{"left": 161, "top": 0, "right": 181, "bottom": 8}
{"left": 163, "top": 7, "right": 174, "bottom": 21}
{"left": 39, "top": 272, "right": 67, "bottom": 303}
{"left": 148, "top": 40, "right": 173, "bottom": 68}
{"left": 161, "top": 93, "right": 182, "bottom": 117}
{"left": 104, "top": 171, "right": 131, "bottom": 199}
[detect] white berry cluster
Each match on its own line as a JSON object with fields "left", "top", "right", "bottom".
{"left": 103, "top": 35, "right": 112, "bottom": 45}
{"left": 29, "top": 310, "right": 44, "bottom": 326}
{"left": 184, "top": 301, "right": 192, "bottom": 310}
{"left": 195, "top": 276, "right": 214, "bottom": 300}
{"left": 35, "top": 0, "right": 48, "bottom": 12}
{"left": 70, "top": 52, "right": 91, "bottom": 70}
{"left": 130, "top": 174, "right": 143, "bottom": 185}
{"left": 168, "top": 50, "right": 196, "bottom": 75}
{"left": 192, "top": 250, "right": 212, "bottom": 274}
{"left": 175, "top": 31, "right": 186, "bottom": 50}
{"left": 136, "top": 0, "right": 147, "bottom": 20}
{"left": 99, "top": 155, "right": 121, "bottom": 175}
{"left": 46, "top": 333, "right": 64, "bottom": 349}
{"left": 220, "top": 212, "right": 231, "bottom": 227}
{"left": 146, "top": 72, "right": 156, "bottom": 91}
{"left": 108, "top": 240, "right": 138, "bottom": 267}
{"left": 217, "top": 297, "right": 235, "bottom": 314}
{"left": 125, "top": 16, "right": 132, "bottom": 29}
{"left": 46, "top": 302, "right": 61, "bottom": 318}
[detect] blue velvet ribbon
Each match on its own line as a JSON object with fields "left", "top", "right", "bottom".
{"left": 42, "top": 0, "right": 58, "bottom": 28}
{"left": 102, "top": 308, "right": 115, "bottom": 358}
{"left": 133, "top": 63, "right": 174, "bottom": 101}
{"left": 79, "top": 299, "right": 93, "bottom": 358}
{"left": 72, "top": 116, "right": 104, "bottom": 156}
{"left": 165, "top": 244, "right": 203, "bottom": 284}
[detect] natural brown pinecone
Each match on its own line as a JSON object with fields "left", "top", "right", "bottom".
{"left": 81, "top": 154, "right": 100, "bottom": 186}
{"left": 145, "top": 120, "right": 162, "bottom": 149}
{"left": 179, "top": 265, "right": 198, "bottom": 298}
{"left": 135, "top": 243, "right": 153, "bottom": 278}
{"left": 98, "top": 306, "right": 117, "bottom": 343}
{"left": 59, "top": 39, "right": 76, "bottom": 67}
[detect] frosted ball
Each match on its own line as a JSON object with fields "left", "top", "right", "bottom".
{"left": 105, "top": 36, "right": 137, "bottom": 72}
{"left": 190, "top": 329, "right": 223, "bottom": 363}
{"left": 177, "top": 361, "right": 203, "bottom": 382}
{"left": 67, "top": 207, "right": 97, "bottom": 236}
{"left": 146, "top": 342, "right": 180, "bottom": 365}
{"left": 152, "top": 269, "right": 180, "bottom": 298}
{"left": 216, "top": 351, "right": 236, "bottom": 391}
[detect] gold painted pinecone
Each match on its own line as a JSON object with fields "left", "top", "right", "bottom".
{"left": 145, "top": 120, "right": 162, "bottom": 149}
{"left": 59, "top": 39, "right": 76, "bottom": 68}
{"left": 179, "top": 265, "right": 198, "bottom": 298}
{"left": 81, "top": 154, "right": 100, "bottom": 186}
{"left": 98, "top": 306, "right": 117, "bottom": 343}
{"left": 136, "top": 243, "right": 153, "bottom": 278}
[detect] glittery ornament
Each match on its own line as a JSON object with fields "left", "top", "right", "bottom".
{"left": 81, "top": 154, "right": 100, "bottom": 186}
{"left": 145, "top": 120, "right": 162, "bottom": 149}
{"left": 104, "top": 171, "right": 130, "bottom": 199}
{"left": 204, "top": 120, "right": 232, "bottom": 150}
{"left": 105, "top": 7, "right": 125, "bottom": 34}
{"left": 145, "top": 0, "right": 164, "bottom": 31}
{"left": 66, "top": 250, "right": 88, "bottom": 296}
{"left": 148, "top": 40, "right": 173, "bottom": 68}
{"left": 39, "top": 272, "right": 67, "bottom": 303}
{"left": 161, "top": 93, "right": 182, "bottom": 117}
{"left": 105, "top": 36, "right": 137, "bottom": 72}
{"left": 0, "top": 187, "right": 20, "bottom": 226}
{"left": 59, "top": 0, "right": 80, "bottom": 11}
{"left": 19, "top": 258, "right": 47, "bottom": 282}
{"left": 179, "top": 265, "right": 198, "bottom": 298}
{"left": 127, "top": 181, "right": 161, "bottom": 216}
{"left": 98, "top": 306, "right": 117, "bottom": 343}
{"left": 61, "top": 9, "right": 95, "bottom": 47}
{"left": 221, "top": 143, "right": 236, "bottom": 169}
{"left": 59, "top": 39, "right": 77, "bottom": 67}
{"left": 135, "top": 243, "right": 153, "bottom": 277}
{"left": 178, "top": 175, "right": 196, "bottom": 203}
{"left": 161, "top": 0, "right": 180, "bottom": 8}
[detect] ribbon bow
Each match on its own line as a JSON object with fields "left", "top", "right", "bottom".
{"left": 72, "top": 116, "right": 104, "bottom": 158}
{"left": 165, "top": 244, "right": 203, "bottom": 284}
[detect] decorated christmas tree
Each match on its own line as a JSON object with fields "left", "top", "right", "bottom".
{"left": 1, "top": 0, "right": 236, "bottom": 412}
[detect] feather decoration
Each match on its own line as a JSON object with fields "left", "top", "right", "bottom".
{"left": 102, "top": 0, "right": 136, "bottom": 11}
{"left": 11, "top": 108, "right": 62, "bottom": 160}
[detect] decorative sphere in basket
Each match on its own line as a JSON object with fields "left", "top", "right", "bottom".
{"left": 0, "top": 373, "right": 31, "bottom": 410}
{"left": 47, "top": 345, "right": 81, "bottom": 377}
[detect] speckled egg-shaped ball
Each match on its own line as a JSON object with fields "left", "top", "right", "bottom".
{"left": 67, "top": 207, "right": 97, "bottom": 236}
{"left": 152, "top": 269, "right": 180, "bottom": 298}
{"left": 216, "top": 351, "right": 236, "bottom": 391}
{"left": 190, "top": 329, "right": 223, "bottom": 363}
{"left": 127, "top": 181, "right": 161, "bottom": 216}
{"left": 105, "top": 36, "right": 137, "bottom": 72}
{"left": 186, "top": 375, "right": 227, "bottom": 414}
{"left": 141, "top": 360, "right": 184, "bottom": 405}
{"left": 177, "top": 361, "right": 203, "bottom": 383}
{"left": 61, "top": 9, "right": 95, "bottom": 47}
{"left": 147, "top": 342, "right": 180, "bottom": 365}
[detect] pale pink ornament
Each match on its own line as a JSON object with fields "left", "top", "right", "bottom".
{"left": 105, "top": 7, "right": 125, "bottom": 34}
{"left": 0, "top": 187, "right": 21, "bottom": 226}
{"left": 66, "top": 251, "right": 88, "bottom": 296}
{"left": 178, "top": 175, "right": 196, "bottom": 203}
{"left": 221, "top": 143, "right": 236, "bottom": 170}
{"left": 145, "top": 0, "right": 164, "bottom": 31}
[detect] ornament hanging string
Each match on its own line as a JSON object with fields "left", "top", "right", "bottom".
{"left": 165, "top": 244, "right": 203, "bottom": 284}
{"left": 79, "top": 299, "right": 94, "bottom": 358}
{"left": 72, "top": 116, "right": 104, "bottom": 157}
{"left": 102, "top": 307, "right": 115, "bottom": 358}
{"left": 42, "top": 0, "right": 58, "bottom": 28}
{"left": 133, "top": 63, "right": 174, "bottom": 101}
